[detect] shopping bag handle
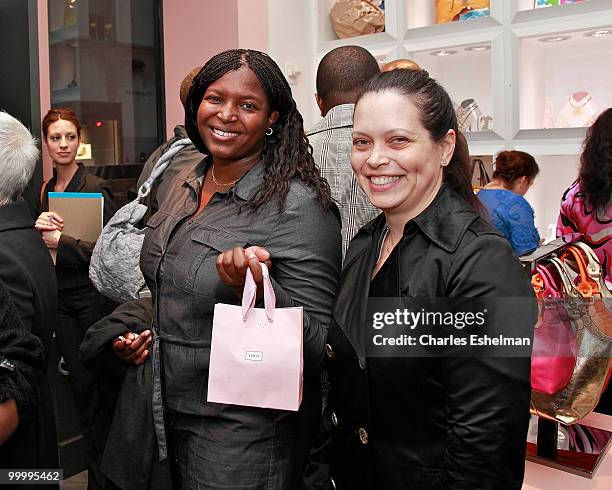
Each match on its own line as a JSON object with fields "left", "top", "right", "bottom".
{"left": 242, "top": 262, "right": 275, "bottom": 322}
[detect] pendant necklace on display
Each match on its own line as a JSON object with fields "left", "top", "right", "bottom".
{"left": 569, "top": 92, "right": 591, "bottom": 117}
{"left": 211, "top": 165, "right": 239, "bottom": 187}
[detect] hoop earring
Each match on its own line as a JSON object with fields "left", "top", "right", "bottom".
{"left": 266, "top": 127, "right": 273, "bottom": 136}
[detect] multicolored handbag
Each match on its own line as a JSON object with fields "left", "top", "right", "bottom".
{"left": 530, "top": 242, "right": 612, "bottom": 425}
{"left": 435, "top": 0, "right": 490, "bottom": 24}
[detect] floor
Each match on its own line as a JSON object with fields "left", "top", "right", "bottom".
{"left": 61, "top": 471, "right": 87, "bottom": 489}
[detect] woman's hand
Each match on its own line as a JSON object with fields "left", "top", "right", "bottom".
{"left": 112, "top": 330, "right": 152, "bottom": 365}
{"left": 41, "top": 229, "right": 61, "bottom": 249}
{"left": 35, "top": 211, "right": 64, "bottom": 232}
{"left": 216, "top": 246, "right": 272, "bottom": 298}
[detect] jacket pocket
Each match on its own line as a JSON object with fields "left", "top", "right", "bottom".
{"left": 172, "top": 227, "right": 248, "bottom": 297}
{"left": 140, "top": 212, "right": 171, "bottom": 285}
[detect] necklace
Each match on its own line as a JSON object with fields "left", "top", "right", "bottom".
{"left": 211, "top": 165, "right": 239, "bottom": 187}
{"left": 569, "top": 92, "right": 591, "bottom": 109}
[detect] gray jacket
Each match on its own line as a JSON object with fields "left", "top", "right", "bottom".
{"left": 140, "top": 158, "right": 342, "bottom": 487}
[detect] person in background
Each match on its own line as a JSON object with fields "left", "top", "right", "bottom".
{"left": 310, "top": 69, "right": 536, "bottom": 489}
{"left": 308, "top": 46, "right": 380, "bottom": 258}
{"left": 478, "top": 150, "right": 540, "bottom": 256}
{"left": 557, "top": 108, "right": 612, "bottom": 288}
{"left": 34, "top": 108, "right": 117, "bottom": 489}
{"left": 98, "top": 49, "right": 341, "bottom": 488}
{"left": 136, "top": 66, "right": 204, "bottom": 220}
{"left": 0, "top": 111, "right": 58, "bottom": 476}
{"left": 0, "top": 280, "right": 44, "bottom": 448}
{"left": 557, "top": 108, "right": 612, "bottom": 416}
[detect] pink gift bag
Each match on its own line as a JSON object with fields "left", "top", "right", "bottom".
{"left": 207, "top": 263, "right": 303, "bottom": 411}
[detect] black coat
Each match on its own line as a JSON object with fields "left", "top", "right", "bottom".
{"left": 0, "top": 200, "right": 58, "bottom": 471}
{"left": 0, "top": 279, "right": 44, "bottom": 443}
{"left": 314, "top": 185, "right": 537, "bottom": 490}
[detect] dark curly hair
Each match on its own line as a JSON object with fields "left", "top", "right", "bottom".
{"left": 579, "top": 108, "right": 612, "bottom": 213}
{"left": 354, "top": 69, "right": 480, "bottom": 211}
{"left": 185, "top": 49, "right": 331, "bottom": 211}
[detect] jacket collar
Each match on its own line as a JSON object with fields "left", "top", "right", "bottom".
{"left": 49, "top": 162, "right": 87, "bottom": 193}
{"left": 306, "top": 103, "right": 354, "bottom": 137}
{"left": 181, "top": 156, "right": 266, "bottom": 202}
{"left": 335, "top": 185, "right": 480, "bottom": 362}
{"left": 0, "top": 200, "right": 35, "bottom": 232}
{"left": 359, "top": 184, "right": 478, "bottom": 253}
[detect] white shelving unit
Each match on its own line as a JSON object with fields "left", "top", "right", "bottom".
{"left": 269, "top": 0, "right": 612, "bottom": 153}
{"left": 266, "top": 0, "right": 611, "bottom": 233}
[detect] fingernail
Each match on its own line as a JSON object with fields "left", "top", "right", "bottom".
{"left": 247, "top": 251, "right": 256, "bottom": 259}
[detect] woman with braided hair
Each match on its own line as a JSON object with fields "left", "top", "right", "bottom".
{"left": 109, "top": 49, "right": 341, "bottom": 488}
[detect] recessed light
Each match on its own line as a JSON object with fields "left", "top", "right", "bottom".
{"left": 538, "top": 35, "right": 571, "bottom": 43}
{"left": 584, "top": 29, "right": 611, "bottom": 38}
{"left": 465, "top": 45, "right": 491, "bottom": 52}
{"left": 430, "top": 50, "right": 457, "bottom": 57}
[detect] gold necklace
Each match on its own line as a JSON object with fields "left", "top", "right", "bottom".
{"left": 211, "top": 165, "right": 239, "bottom": 187}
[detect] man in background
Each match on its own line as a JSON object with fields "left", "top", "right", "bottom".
{"left": 308, "top": 46, "right": 381, "bottom": 259}
{"left": 136, "top": 66, "right": 204, "bottom": 219}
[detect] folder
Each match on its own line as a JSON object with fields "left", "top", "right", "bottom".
{"left": 48, "top": 192, "right": 103, "bottom": 263}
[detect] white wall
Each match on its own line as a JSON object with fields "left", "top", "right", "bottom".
{"left": 266, "top": 0, "right": 317, "bottom": 129}
{"left": 524, "top": 154, "right": 580, "bottom": 240}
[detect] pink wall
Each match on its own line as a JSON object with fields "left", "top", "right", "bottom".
{"left": 38, "top": 0, "right": 52, "bottom": 180}
{"left": 237, "top": 0, "right": 269, "bottom": 52}
{"left": 162, "top": 0, "right": 241, "bottom": 138}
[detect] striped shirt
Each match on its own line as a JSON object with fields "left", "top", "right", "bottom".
{"left": 307, "top": 104, "right": 380, "bottom": 260}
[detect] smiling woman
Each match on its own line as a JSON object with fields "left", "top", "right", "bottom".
{"left": 102, "top": 49, "right": 341, "bottom": 488}
{"left": 313, "top": 69, "right": 538, "bottom": 490}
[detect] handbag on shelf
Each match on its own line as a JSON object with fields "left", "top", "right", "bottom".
{"left": 88, "top": 138, "right": 191, "bottom": 303}
{"left": 435, "top": 0, "right": 490, "bottom": 24}
{"left": 529, "top": 243, "right": 612, "bottom": 425}
{"left": 330, "top": 0, "right": 385, "bottom": 39}
{"left": 207, "top": 263, "right": 304, "bottom": 411}
{"left": 471, "top": 158, "right": 491, "bottom": 192}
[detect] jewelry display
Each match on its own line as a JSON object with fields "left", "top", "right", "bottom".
{"left": 557, "top": 91, "right": 600, "bottom": 128}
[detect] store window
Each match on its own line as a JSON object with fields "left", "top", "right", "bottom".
{"left": 48, "top": 0, "right": 164, "bottom": 165}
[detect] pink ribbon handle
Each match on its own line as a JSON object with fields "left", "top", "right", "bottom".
{"left": 241, "top": 262, "right": 276, "bottom": 322}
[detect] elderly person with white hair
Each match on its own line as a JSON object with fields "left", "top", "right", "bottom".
{"left": 0, "top": 111, "right": 58, "bottom": 471}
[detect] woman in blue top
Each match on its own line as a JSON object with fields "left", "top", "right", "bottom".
{"left": 478, "top": 150, "right": 540, "bottom": 255}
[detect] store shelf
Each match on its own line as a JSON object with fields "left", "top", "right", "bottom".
{"left": 512, "top": 0, "right": 612, "bottom": 36}
{"left": 513, "top": 128, "right": 587, "bottom": 155}
{"left": 318, "top": 31, "right": 397, "bottom": 52}
{"left": 51, "top": 86, "right": 80, "bottom": 104}
{"left": 49, "top": 25, "right": 79, "bottom": 46}
{"left": 518, "top": 26, "right": 612, "bottom": 130}
{"left": 514, "top": 0, "right": 610, "bottom": 19}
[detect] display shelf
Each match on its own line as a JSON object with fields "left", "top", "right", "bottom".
{"left": 518, "top": 26, "right": 612, "bottom": 130}
{"left": 407, "top": 41, "right": 494, "bottom": 135}
{"left": 515, "top": 0, "right": 606, "bottom": 16}
{"left": 49, "top": 25, "right": 79, "bottom": 45}
{"left": 405, "top": 0, "right": 501, "bottom": 38}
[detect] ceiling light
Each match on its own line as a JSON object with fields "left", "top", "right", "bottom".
{"left": 584, "top": 29, "right": 611, "bottom": 38}
{"left": 430, "top": 50, "right": 457, "bottom": 57}
{"left": 465, "top": 45, "right": 490, "bottom": 52}
{"left": 538, "top": 35, "right": 571, "bottom": 43}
